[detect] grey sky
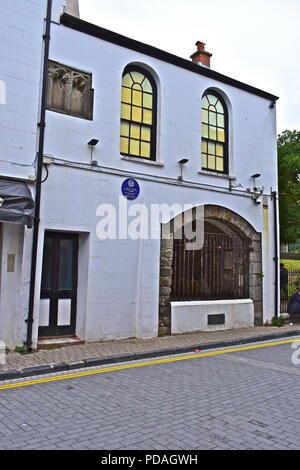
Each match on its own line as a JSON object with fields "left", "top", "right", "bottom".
{"left": 78, "top": 0, "right": 300, "bottom": 135}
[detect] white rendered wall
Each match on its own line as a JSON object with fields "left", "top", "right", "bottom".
{"left": 0, "top": 0, "right": 48, "bottom": 180}
{"left": 0, "top": 0, "right": 71, "bottom": 181}
{"left": 0, "top": 0, "right": 74, "bottom": 349}
{"left": 171, "top": 300, "right": 255, "bottom": 334}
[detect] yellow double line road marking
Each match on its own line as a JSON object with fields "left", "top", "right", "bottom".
{"left": 1, "top": 337, "right": 299, "bottom": 391}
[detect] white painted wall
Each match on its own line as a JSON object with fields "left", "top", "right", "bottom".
{"left": 171, "top": 299, "right": 254, "bottom": 334}
{"left": 0, "top": 0, "right": 72, "bottom": 348}
{"left": 0, "top": 0, "right": 48, "bottom": 180}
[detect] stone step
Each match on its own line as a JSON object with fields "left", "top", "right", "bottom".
{"left": 37, "top": 336, "right": 84, "bottom": 349}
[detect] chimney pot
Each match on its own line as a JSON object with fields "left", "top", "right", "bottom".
{"left": 196, "top": 41, "right": 206, "bottom": 51}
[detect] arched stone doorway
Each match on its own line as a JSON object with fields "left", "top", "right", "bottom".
{"left": 158, "top": 205, "right": 262, "bottom": 335}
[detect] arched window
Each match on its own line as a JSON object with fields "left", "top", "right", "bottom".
{"left": 120, "top": 66, "right": 157, "bottom": 160}
{"left": 201, "top": 92, "right": 228, "bottom": 173}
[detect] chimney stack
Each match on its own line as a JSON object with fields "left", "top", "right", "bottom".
{"left": 64, "top": 0, "right": 80, "bottom": 17}
{"left": 190, "top": 41, "right": 212, "bottom": 68}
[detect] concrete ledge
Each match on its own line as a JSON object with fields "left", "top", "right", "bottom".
{"left": 171, "top": 299, "right": 254, "bottom": 334}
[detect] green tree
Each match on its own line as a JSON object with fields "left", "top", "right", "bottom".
{"left": 277, "top": 130, "right": 300, "bottom": 244}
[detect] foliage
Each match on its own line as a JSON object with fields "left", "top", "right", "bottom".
{"left": 280, "top": 259, "right": 300, "bottom": 271}
{"left": 44, "top": 345, "right": 62, "bottom": 350}
{"left": 277, "top": 130, "right": 300, "bottom": 244}
{"left": 14, "top": 346, "right": 25, "bottom": 353}
{"left": 270, "top": 316, "right": 284, "bottom": 327}
{"left": 288, "top": 240, "right": 300, "bottom": 253}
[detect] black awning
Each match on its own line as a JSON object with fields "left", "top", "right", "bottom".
{"left": 0, "top": 179, "right": 35, "bottom": 227}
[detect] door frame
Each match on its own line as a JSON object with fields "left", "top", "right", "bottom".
{"left": 38, "top": 231, "right": 78, "bottom": 337}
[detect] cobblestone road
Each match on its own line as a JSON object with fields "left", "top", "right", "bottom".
{"left": 0, "top": 338, "right": 300, "bottom": 450}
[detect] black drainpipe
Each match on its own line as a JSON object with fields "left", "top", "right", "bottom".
{"left": 272, "top": 190, "right": 279, "bottom": 319}
{"left": 25, "top": 0, "right": 52, "bottom": 351}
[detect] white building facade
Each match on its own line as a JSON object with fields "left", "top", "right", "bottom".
{"left": 0, "top": 0, "right": 279, "bottom": 350}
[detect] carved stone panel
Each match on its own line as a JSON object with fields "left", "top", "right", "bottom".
{"left": 46, "top": 60, "right": 94, "bottom": 120}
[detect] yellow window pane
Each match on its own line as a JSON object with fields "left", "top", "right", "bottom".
{"left": 121, "top": 103, "right": 131, "bottom": 120}
{"left": 217, "top": 114, "right": 225, "bottom": 128}
{"left": 143, "top": 93, "right": 153, "bottom": 109}
{"left": 208, "top": 155, "right": 215, "bottom": 169}
{"left": 140, "top": 142, "right": 151, "bottom": 158}
{"left": 216, "top": 157, "right": 224, "bottom": 172}
{"left": 142, "top": 78, "right": 152, "bottom": 93}
{"left": 202, "top": 109, "right": 208, "bottom": 124}
{"left": 120, "top": 137, "right": 129, "bottom": 154}
{"left": 202, "top": 96, "right": 209, "bottom": 109}
{"left": 216, "top": 143, "right": 223, "bottom": 156}
{"left": 132, "top": 106, "right": 142, "bottom": 123}
{"left": 201, "top": 141, "right": 207, "bottom": 153}
{"left": 202, "top": 124, "right": 208, "bottom": 139}
{"left": 208, "top": 105, "right": 216, "bottom": 112}
{"left": 141, "top": 126, "right": 151, "bottom": 142}
{"left": 216, "top": 100, "right": 224, "bottom": 113}
{"left": 207, "top": 94, "right": 218, "bottom": 106}
{"left": 131, "top": 71, "right": 144, "bottom": 84}
{"left": 121, "top": 87, "right": 131, "bottom": 104}
{"left": 120, "top": 120, "right": 129, "bottom": 137}
{"left": 132, "top": 83, "right": 142, "bottom": 91}
{"left": 122, "top": 73, "right": 133, "bottom": 88}
{"left": 209, "top": 111, "right": 217, "bottom": 126}
{"left": 208, "top": 142, "right": 215, "bottom": 155}
{"left": 209, "top": 126, "right": 217, "bottom": 140}
{"left": 130, "top": 123, "right": 140, "bottom": 139}
{"left": 201, "top": 153, "right": 207, "bottom": 168}
{"left": 132, "top": 90, "right": 142, "bottom": 106}
{"left": 217, "top": 128, "right": 225, "bottom": 142}
{"left": 130, "top": 139, "right": 140, "bottom": 156}
{"left": 143, "top": 109, "right": 152, "bottom": 125}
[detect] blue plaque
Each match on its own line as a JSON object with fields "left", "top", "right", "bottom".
{"left": 121, "top": 178, "right": 140, "bottom": 201}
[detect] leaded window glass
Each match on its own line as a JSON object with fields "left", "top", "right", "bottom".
{"left": 120, "top": 66, "right": 156, "bottom": 160}
{"left": 201, "top": 92, "right": 228, "bottom": 173}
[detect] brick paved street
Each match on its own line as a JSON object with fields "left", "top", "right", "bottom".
{"left": 0, "top": 338, "right": 300, "bottom": 450}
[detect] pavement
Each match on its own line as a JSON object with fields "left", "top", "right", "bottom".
{"left": 1, "top": 323, "right": 300, "bottom": 381}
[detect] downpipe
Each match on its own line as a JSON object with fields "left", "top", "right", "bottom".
{"left": 272, "top": 190, "right": 279, "bottom": 319}
{"left": 25, "top": 0, "right": 52, "bottom": 352}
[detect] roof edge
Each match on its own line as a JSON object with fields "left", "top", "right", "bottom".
{"left": 60, "top": 13, "right": 279, "bottom": 102}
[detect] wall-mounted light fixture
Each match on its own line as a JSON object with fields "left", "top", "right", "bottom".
{"left": 87, "top": 139, "right": 99, "bottom": 166}
{"left": 251, "top": 173, "right": 261, "bottom": 191}
{"left": 178, "top": 159, "right": 189, "bottom": 181}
